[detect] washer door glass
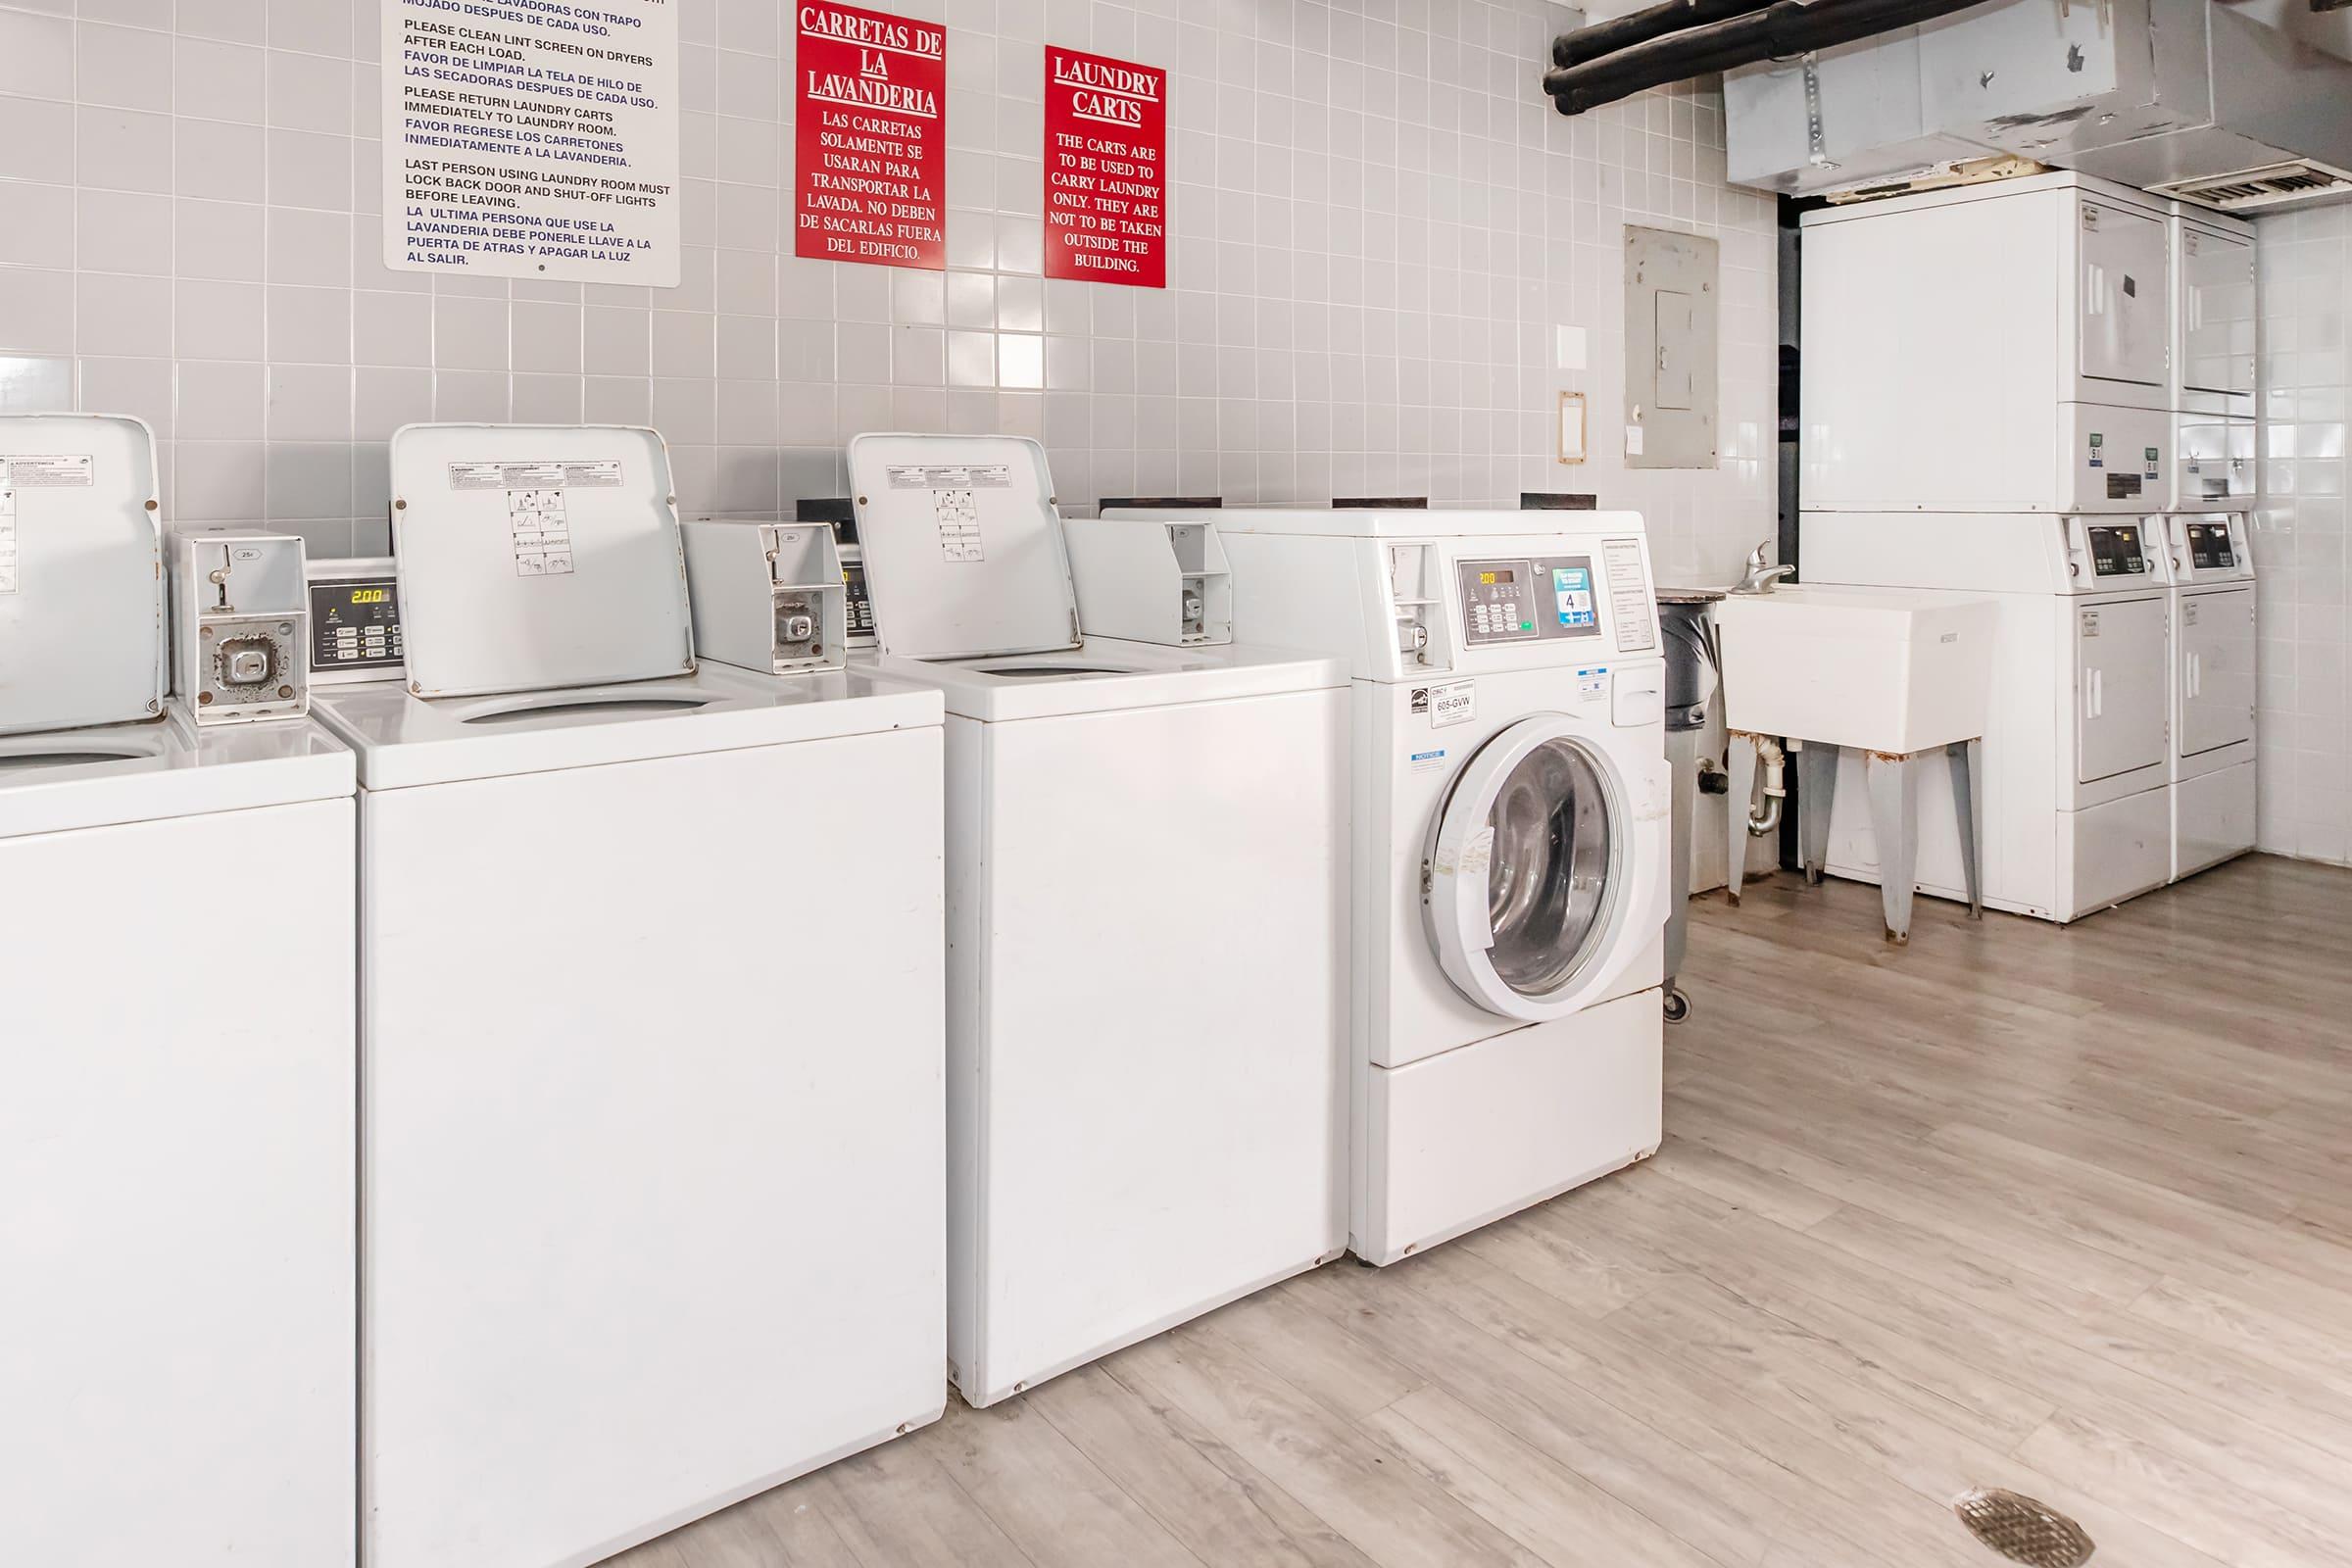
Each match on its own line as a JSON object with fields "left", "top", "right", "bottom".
{"left": 1483, "top": 738, "right": 1615, "bottom": 998}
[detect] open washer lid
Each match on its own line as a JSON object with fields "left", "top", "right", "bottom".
{"left": 0, "top": 413, "right": 168, "bottom": 736}
{"left": 846, "top": 433, "right": 1081, "bottom": 661}
{"left": 389, "top": 423, "right": 696, "bottom": 698}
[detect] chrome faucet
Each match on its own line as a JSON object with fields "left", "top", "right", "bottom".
{"left": 1736, "top": 541, "right": 1796, "bottom": 595}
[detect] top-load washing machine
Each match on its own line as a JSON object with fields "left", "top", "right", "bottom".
{"left": 314, "top": 424, "right": 949, "bottom": 1568}
{"left": 1097, "top": 506, "right": 1671, "bottom": 1266}
{"left": 1803, "top": 511, "right": 2174, "bottom": 921}
{"left": 845, "top": 434, "right": 1349, "bottom": 1408}
{"left": 1, "top": 415, "right": 359, "bottom": 1566}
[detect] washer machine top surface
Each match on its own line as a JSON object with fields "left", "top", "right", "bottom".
{"left": 861, "top": 638, "right": 1346, "bottom": 722}
{"left": 0, "top": 715, "right": 353, "bottom": 840}
{"left": 1116, "top": 506, "right": 1653, "bottom": 541}
{"left": 313, "top": 660, "right": 943, "bottom": 789}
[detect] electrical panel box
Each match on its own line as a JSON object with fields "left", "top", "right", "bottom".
{"left": 170, "top": 529, "right": 312, "bottom": 724}
{"left": 1624, "top": 226, "right": 1720, "bottom": 469}
{"left": 0, "top": 414, "right": 169, "bottom": 736}
{"left": 1800, "top": 171, "right": 2175, "bottom": 513}
{"left": 305, "top": 556, "right": 406, "bottom": 685}
{"left": 1062, "top": 517, "right": 1234, "bottom": 646}
{"left": 680, "top": 517, "right": 850, "bottom": 675}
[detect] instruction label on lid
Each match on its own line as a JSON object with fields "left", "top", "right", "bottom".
{"left": 1602, "top": 539, "right": 1656, "bottom": 653}
{"left": 886, "top": 465, "right": 1012, "bottom": 490}
{"left": 449, "top": 461, "right": 624, "bottom": 491}
{"left": 0, "top": 454, "right": 94, "bottom": 488}
{"left": 933, "top": 490, "right": 984, "bottom": 563}
{"left": 507, "top": 489, "right": 575, "bottom": 577}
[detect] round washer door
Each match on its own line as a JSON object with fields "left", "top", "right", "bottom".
{"left": 1423, "top": 714, "right": 1665, "bottom": 1023}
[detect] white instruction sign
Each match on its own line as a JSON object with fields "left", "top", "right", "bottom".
{"left": 383, "top": 0, "right": 680, "bottom": 285}
{"left": 1602, "top": 538, "right": 1656, "bottom": 653}
{"left": 507, "top": 489, "right": 576, "bottom": 576}
{"left": 933, "top": 490, "right": 984, "bottom": 563}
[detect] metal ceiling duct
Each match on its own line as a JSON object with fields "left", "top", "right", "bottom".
{"left": 1720, "top": 0, "right": 2352, "bottom": 211}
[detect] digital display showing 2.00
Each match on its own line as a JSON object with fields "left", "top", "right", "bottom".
{"left": 310, "top": 577, "right": 404, "bottom": 671}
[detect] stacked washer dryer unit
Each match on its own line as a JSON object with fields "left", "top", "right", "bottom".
{"left": 846, "top": 435, "right": 1349, "bottom": 1407}
{"left": 1, "top": 415, "right": 359, "bottom": 1566}
{"left": 2162, "top": 200, "right": 2260, "bottom": 879}
{"left": 1799, "top": 170, "right": 2195, "bottom": 921}
{"left": 316, "top": 424, "right": 949, "bottom": 1568}
{"left": 1097, "top": 506, "right": 1670, "bottom": 1266}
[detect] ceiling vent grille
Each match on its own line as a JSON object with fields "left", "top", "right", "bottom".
{"left": 2154, "top": 159, "right": 2352, "bottom": 213}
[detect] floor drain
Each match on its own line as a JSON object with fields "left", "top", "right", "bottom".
{"left": 1952, "top": 1488, "right": 2095, "bottom": 1567}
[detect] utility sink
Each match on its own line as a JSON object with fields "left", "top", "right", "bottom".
{"left": 1715, "top": 585, "right": 1995, "bottom": 753}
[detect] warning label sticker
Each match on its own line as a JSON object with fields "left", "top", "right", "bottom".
{"left": 451, "top": 461, "right": 624, "bottom": 491}
{"left": 886, "top": 465, "right": 1011, "bottom": 490}
{"left": 0, "top": 454, "right": 94, "bottom": 488}
{"left": 507, "top": 488, "right": 575, "bottom": 577}
{"left": 0, "top": 482, "right": 16, "bottom": 596}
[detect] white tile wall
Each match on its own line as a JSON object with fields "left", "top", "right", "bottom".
{"left": 2256, "top": 204, "right": 2351, "bottom": 867}
{"left": 0, "top": 0, "right": 1773, "bottom": 587}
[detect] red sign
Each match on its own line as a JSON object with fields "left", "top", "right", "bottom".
{"left": 795, "top": 2, "right": 945, "bottom": 270}
{"left": 1043, "top": 45, "right": 1167, "bottom": 288}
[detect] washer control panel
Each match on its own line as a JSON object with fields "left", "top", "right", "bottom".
{"left": 1457, "top": 556, "right": 1605, "bottom": 647}
{"left": 2184, "top": 519, "right": 2236, "bottom": 571}
{"left": 310, "top": 573, "right": 405, "bottom": 676}
{"left": 2086, "top": 523, "right": 2149, "bottom": 578}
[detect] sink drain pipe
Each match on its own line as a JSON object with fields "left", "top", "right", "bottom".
{"left": 1746, "top": 735, "right": 1787, "bottom": 837}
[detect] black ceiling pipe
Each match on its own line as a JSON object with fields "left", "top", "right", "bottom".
{"left": 1552, "top": 0, "right": 1779, "bottom": 71}
{"left": 1544, "top": 0, "right": 2001, "bottom": 116}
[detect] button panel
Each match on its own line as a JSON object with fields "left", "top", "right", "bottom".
{"left": 1457, "top": 555, "right": 1606, "bottom": 647}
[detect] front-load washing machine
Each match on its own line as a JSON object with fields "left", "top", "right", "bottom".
{"left": 1097, "top": 506, "right": 1671, "bottom": 1266}
{"left": 1, "top": 414, "right": 359, "bottom": 1566}
{"left": 2159, "top": 513, "right": 2257, "bottom": 878}
{"left": 1803, "top": 511, "right": 2175, "bottom": 920}
{"left": 846, "top": 434, "right": 1349, "bottom": 1408}
{"left": 315, "top": 424, "right": 948, "bottom": 1568}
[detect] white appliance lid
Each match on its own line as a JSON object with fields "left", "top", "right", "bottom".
{"left": 388, "top": 424, "right": 696, "bottom": 698}
{"left": 0, "top": 414, "right": 169, "bottom": 735}
{"left": 847, "top": 433, "right": 1081, "bottom": 660}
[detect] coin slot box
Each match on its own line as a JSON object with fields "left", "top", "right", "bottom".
{"left": 171, "top": 529, "right": 312, "bottom": 724}
{"left": 1062, "top": 517, "right": 1234, "bottom": 646}
{"left": 680, "top": 518, "right": 850, "bottom": 676}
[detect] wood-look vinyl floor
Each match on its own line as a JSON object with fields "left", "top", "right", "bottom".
{"left": 621, "top": 854, "right": 2352, "bottom": 1568}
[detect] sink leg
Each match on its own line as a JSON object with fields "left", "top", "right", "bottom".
{"left": 1796, "top": 741, "right": 1838, "bottom": 886}
{"left": 1948, "top": 738, "right": 1985, "bottom": 920}
{"left": 1866, "top": 751, "right": 1920, "bottom": 946}
{"left": 1725, "top": 731, "right": 1760, "bottom": 906}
